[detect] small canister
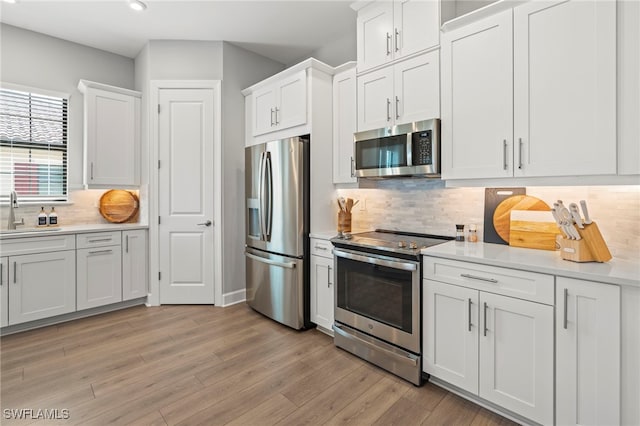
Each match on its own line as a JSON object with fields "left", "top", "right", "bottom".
{"left": 455, "top": 224, "right": 465, "bottom": 242}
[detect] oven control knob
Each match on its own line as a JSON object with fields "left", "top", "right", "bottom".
{"left": 398, "top": 241, "right": 407, "bottom": 248}
{"left": 409, "top": 241, "right": 418, "bottom": 249}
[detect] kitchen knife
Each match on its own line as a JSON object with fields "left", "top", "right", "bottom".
{"left": 569, "top": 203, "right": 584, "bottom": 228}
{"left": 580, "top": 200, "right": 592, "bottom": 224}
{"left": 551, "top": 207, "right": 570, "bottom": 239}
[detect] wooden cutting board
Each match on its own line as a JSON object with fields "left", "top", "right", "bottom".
{"left": 509, "top": 210, "right": 561, "bottom": 251}
{"left": 99, "top": 190, "right": 139, "bottom": 223}
{"left": 493, "top": 195, "right": 550, "bottom": 243}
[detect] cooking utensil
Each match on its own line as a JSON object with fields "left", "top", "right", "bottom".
{"left": 580, "top": 200, "right": 592, "bottom": 224}
{"left": 551, "top": 208, "right": 569, "bottom": 239}
{"left": 569, "top": 203, "right": 584, "bottom": 228}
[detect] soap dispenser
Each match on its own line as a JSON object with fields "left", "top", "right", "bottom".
{"left": 48, "top": 207, "right": 58, "bottom": 226}
{"left": 37, "top": 207, "right": 47, "bottom": 226}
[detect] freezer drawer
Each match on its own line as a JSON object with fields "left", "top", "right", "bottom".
{"left": 245, "top": 248, "right": 304, "bottom": 329}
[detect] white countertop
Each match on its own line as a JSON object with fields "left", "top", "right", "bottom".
{"left": 310, "top": 231, "right": 340, "bottom": 240}
{"left": 0, "top": 223, "right": 149, "bottom": 240}
{"left": 422, "top": 241, "right": 640, "bottom": 288}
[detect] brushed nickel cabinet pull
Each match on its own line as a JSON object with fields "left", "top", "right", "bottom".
{"left": 13, "top": 261, "right": 17, "bottom": 284}
{"left": 483, "top": 302, "right": 488, "bottom": 337}
{"left": 394, "top": 28, "right": 400, "bottom": 52}
{"left": 327, "top": 266, "right": 332, "bottom": 288}
{"left": 274, "top": 107, "right": 279, "bottom": 125}
{"left": 503, "top": 139, "right": 508, "bottom": 170}
{"left": 563, "top": 288, "right": 568, "bottom": 329}
{"left": 386, "top": 98, "right": 391, "bottom": 121}
{"left": 0, "top": 263, "right": 2, "bottom": 286}
{"left": 350, "top": 157, "right": 355, "bottom": 178}
{"left": 518, "top": 138, "right": 524, "bottom": 169}
{"left": 468, "top": 298, "right": 472, "bottom": 332}
{"left": 90, "top": 162, "right": 94, "bottom": 180}
{"left": 88, "top": 249, "right": 113, "bottom": 255}
{"left": 126, "top": 235, "right": 129, "bottom": 253}
{"left": 461, "top": 273, "right": 498, "bottom": 284}
{"left": 395, "top": 96, "right": 400, "bottom": 119}
{"left": 88, "top": 238, "right": 112, "bottom": 243}
{"left": 386, "top": 32, "right": 392, "bottom": 55}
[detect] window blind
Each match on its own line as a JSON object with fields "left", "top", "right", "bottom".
{"left": 0, "top": 87, "right": 68, "bottom": 203}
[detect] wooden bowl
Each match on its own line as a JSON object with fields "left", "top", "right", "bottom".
{"left": 99, "top": 190, "right": 139, "bottom": 223}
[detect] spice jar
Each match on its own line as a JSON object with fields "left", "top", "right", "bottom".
{"left": 468, "top": 224, "right": 478, "bottom": 243}
{"left": 455, "top": 224, "right": 465, "bottom": 242}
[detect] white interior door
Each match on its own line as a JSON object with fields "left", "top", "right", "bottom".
{"left": 158, "top": 88, "right": 215, "bottom": 304}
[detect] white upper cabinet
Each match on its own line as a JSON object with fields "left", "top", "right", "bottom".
{"left": 333, "top": 64, "right": 357, "bottom": 184}
{"left": 251, "top": 69, "right": 307, "bottom": 137}
{"left": 441, "top": 10, "right": 513, "bottom": 179}
{"left": 357, "top": 50, "right": 439, "bottom": 131}
{"left": 513, "top": 0, "right": 616, "bottom": 177}
{"left": 441, "top": 0, "right": 617, "bottom": 179}
{"left": 356, "top": 0, "right": 439, "bottom": 73}
{"left": 78, "top": 80, "right": 141, "bottom": 188}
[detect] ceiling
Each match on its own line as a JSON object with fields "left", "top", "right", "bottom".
{"left": 0, "top": 0, "right": 357, "bottom": 65}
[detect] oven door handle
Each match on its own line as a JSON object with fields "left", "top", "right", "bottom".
{"left": 333, "top": 248, "right": 417, "bottom": 271}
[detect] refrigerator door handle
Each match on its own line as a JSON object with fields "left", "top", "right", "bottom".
{"left": 245, "top": 252, "right": 296, "bottom": 269}
{"left": 265, "top": 151, "right": 273, "bottom": 241}
{"left": 258, "top": 151, "right": 267, "bottom": 241}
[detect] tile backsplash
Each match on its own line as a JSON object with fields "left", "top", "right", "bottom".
{"left": 336, "top": 181, "right": 640, "bottom": 262}
{"left": 0, "top": 188, "right": 147, "bottom": 230}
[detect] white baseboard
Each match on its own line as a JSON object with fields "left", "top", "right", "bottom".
{"left": 221, "top": 289, "right": 246, "bottom": 307}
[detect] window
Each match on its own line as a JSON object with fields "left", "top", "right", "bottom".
{"left": 0, "top": 85, "right": 68, "bottom": 203}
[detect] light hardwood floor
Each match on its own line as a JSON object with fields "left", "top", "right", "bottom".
{"left": 0, "top": 304, "right": 518, "bottom": 425}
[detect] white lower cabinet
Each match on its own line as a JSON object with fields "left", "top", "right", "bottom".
{"left": 1, "top": 257, "right": 9, "bottom": 327}
{"left": 423, "top": 257, "right": 554, "bottom": 425}
{"left": 556, "top": 277, "right": 621, "bottom": 426}
{"left": 310, "top": 238, "right": 334, "bottom": 332}
{"left": 8, "top": 251, "right": 76, "bottom": 325}
{"left": 77, "top": 245, "right": 122, "bottom": 310}
{"left": 122, "top": 230, "right": 148, "bottom": 301}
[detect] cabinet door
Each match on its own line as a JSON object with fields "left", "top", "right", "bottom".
{"left": 394, "top": 51, "right": 440, "bottom": 126}
{"left": 85, "top": 88, "right": 140, "bottom": 187}
{"left": 357, "top": 1, "right": 394, "bottom": 73}
{"left": 310, "top": 254, "right": 334, "bottom": 331}
{"left": 1, "top": 257, "right": 8, "bottom": 327}
{"left": 513, "top": 0, "right": 616, "bottom": 177}
{"left": 394, "top": 0, "right": 439, "bottom": 59}
{"left": 77, "top": 246, "right": 122, "bottom": 310}
{"left": 423, "top": 280, "right": 479, "bottom": 394}
{"left": 333, "top": 67, "right": 357, "bottom": 184}
{"left": 441, "top": 10, "right": 514, "bottom": 179}
{"left": 276, "top": 69, "right": 307, "bottom": 131}
{"left": 357, "top": 66, "right": 394, "bottom": 131}
{"left": 122, "top": 230, "right": 148, "bottom": 301}
{"left": 479, "top": 292, "right": 553, "bottom": 425}
{"left": 252, "top": 86, "right": 277, "bottom": 136}
{"left": 8, "top": 251, "right": 76, "bottom": 325}
{"left": 556, "top": 277, "right": 620, "bottom": 426}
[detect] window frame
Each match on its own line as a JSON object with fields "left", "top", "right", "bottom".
{"left": 0, "top": 82, "right": 70, "bottom": 205}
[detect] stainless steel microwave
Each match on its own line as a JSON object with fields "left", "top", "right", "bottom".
{"left": 354, "top": 119, "right": 440, "bottom": 178}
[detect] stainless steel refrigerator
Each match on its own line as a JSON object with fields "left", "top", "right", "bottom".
{"left": 245, "top": 135, "right": 311, "bottom": 330}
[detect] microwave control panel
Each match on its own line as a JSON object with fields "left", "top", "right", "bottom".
{"left": 412, "top": 130, "right": 432, "bottom": 165}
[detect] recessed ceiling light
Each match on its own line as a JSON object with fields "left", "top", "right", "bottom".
{"left": 3, "top": 0, "right": 19, "bottom": 4}
{"left": 128, "top": 0, "right": 147, "bottom": 11}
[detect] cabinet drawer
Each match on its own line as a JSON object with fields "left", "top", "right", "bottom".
{"left": 423, "top": 256, "right": 554, "bottom": 305}
{"left": 0, "top": 235, "right": 76, "bottom": 257}
{"left": 76, "top": 231, "right": 121, "bottom": 249}
{"left": 310, "top": 238, "right": 333, "bottom": 259}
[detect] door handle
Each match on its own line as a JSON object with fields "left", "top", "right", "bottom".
{"left": 386, "top": 32, "right": 392, "bottom": 55}
{"left": 327, "top": 266, "right": 332, "bottom": 288}
{"left": 197, "top": 220, "right": 212, "bottom": 227}
{"left": 245, "top": 252, "right": 296, "bottom": 269}
{"left": 350, "top": 156, "right": 355, "bottom": 178}
{"left": 386, "top": 98, "right": 391, "bottom": 122}
{"left": 468, "top": 298, "right": 472, "bottom": 332}
{"left": 483, "top": 302, "right": 488, "bottom": 337}
{"left": 394, "top": 28, "right": 400, "bottom": 52}
{"left": 395, "top": 96, "right": 400, "bottom": 119}
{"left": 518, "top": 138, "right": 524, "bottom": 170}
{"left": 563, "top": 288, "right": 569, "bottom": 329}
{"left": 503, "top": 139, "right": 508, "bottom": 170}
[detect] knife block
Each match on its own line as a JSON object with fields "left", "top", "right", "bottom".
{"left": 559, "top": 221, "right": 612, "bottom": 262}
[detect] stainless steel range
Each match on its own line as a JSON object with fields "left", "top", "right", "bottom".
{"left": 330, "top": 229, "right": 453, "bottom": 385}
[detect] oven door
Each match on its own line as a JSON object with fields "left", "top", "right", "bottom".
{"left": 333, "top": 248, "right": 420, "bottom": 353}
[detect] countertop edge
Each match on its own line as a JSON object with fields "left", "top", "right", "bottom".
{"left": 0, "top": 224, "right": 149, "bottom": 240}
{"left": 422, "top": 241, "right": 640, "bottom": 288}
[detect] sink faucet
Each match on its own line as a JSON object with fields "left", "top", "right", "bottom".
{"left": 7, "top": 191, "right": 24, "bottom": 230}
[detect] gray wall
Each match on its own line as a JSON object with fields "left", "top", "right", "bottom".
{"left": 0, "top": 23, "right": 135, "bottom": 190}
{"left": 221, "top": 42, "right": 284, "bottom": 296}
{"left": 295, "top": 31, "right": 357, "bottom": 68}
{"left": 146, "top": 40, "right": 224, "bottom": 80}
